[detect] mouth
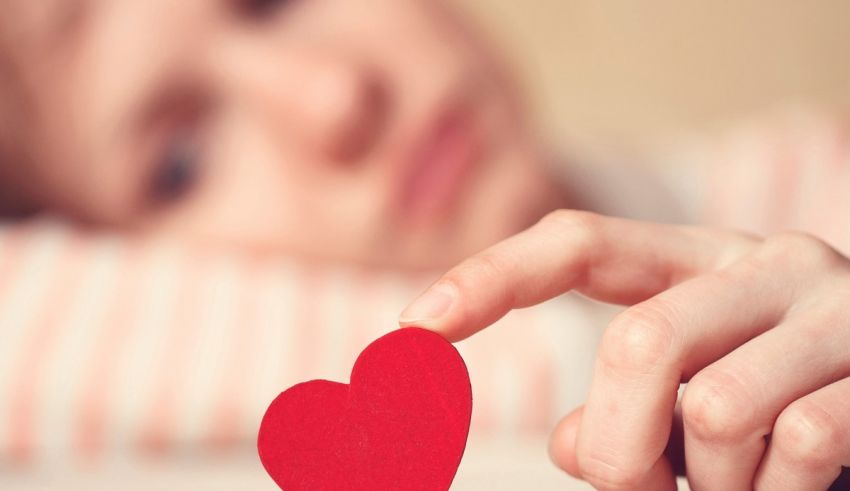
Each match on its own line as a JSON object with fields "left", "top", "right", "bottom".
{"left": 396, "top": 98, "right": 484, "bottom": 223}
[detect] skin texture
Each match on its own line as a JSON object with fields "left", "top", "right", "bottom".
{"left": 0, "top": 0, "right": 566, "bottom": 268}
{"left": 5, "top": 1, "right": 849, "bottom": 488}
{"left": 401, "top": 210, "right": 850, "bottom": 491}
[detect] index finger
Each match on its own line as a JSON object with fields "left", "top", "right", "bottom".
{"left": 399, "top": 210, "right": 753, "bottom": 341}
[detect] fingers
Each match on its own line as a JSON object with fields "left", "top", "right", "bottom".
{"left": 551, "top": 403, "right": 688, "bottom": 478}
{"left": 574, "top": 253, "right": 791, "bottom": 490}
{"left": 754, "top": 377, "right": 850, "bottom": 491}
{"left": 400, "top": 210, "right": 754, "bottom": 341}
{"left": 682, "top": 306, "right": 850, "bottom": 490}
{"left": 679, "top": 235, "right": 850, "bottom": 490}
{"left": 549, "top": 406, "right": 583, "bottom": 478}
{"left": 560, "top": 406, "right": 678, "bottom": 491}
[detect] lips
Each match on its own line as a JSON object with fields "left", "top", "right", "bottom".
{"left": 397, "top": 100, "right": 483, "bottom": 223}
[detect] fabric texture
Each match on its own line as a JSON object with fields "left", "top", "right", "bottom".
{"left": 0, "top": 110, "right": 848, "bottom": 489}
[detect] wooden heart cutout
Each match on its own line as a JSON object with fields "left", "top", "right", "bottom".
{"left": 257, "top": 327, "right": 473, "bottom": 490}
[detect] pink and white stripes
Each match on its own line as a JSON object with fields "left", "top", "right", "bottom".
{"left": 0, "top": 220, "right": 577, "bottom": 468}
{"left": 2, "top": 109, "right": 849, "bottom": 469}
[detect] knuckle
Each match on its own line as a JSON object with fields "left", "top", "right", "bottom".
{"left": 772, "top": 401, "right": 844, "bottom": 469}
{"left": 795, "top": 299, "right": 850, "bottom": 343}
{"left": 447, "top": 251, "right": 510, "bottom": 291}
{"left": 682, "top": 371, "right": 754, "bottom": 443}
{"left": 466, "top": 251, "right": 511, "bottom": 279}
{"left": 759, "top": 231, "right": 841, "bottom": 271}
{"left": 539, "top": 209, "right": 601, "bottom": 250}
{"left": 692, "top": 225, "right": 760, "bottom": 268}
{"left": 600, "top": 303, "right": 678, "bottom": 374}
{"left": 540, "top": 209, "right": 601, "bottom": 230}
{"left": 714, "top": 253, "right": 770, "bottom": 286}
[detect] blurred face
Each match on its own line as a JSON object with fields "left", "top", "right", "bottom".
{"left": 11, "top": 0, "right": 565, "bottom": 268}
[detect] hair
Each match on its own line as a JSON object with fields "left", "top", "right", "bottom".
{"left": 0, "top": 18, "right": 38, "bottom": 218}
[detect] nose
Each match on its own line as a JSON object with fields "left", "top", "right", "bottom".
{"left": 292, "top": 51, "right": 389, "bottom": 162}
{"left": 214, "top": 40, "right": 389, "bottom": 164}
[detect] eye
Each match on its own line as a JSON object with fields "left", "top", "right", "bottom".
{"left": 149, "top": 132, "right": 202, "bottom": 205}
{"left": 234, "top": 0, "right": 295, "bottom": 20}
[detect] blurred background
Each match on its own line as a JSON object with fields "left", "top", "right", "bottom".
{"left": 457, "top": 0, "right": 850, "bottom": 140}
{"left": 2, "top": 1, "right": 850, "bottom": 490}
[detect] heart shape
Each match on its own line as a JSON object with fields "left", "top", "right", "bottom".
{"left": 257, "top": 327, "right": 473, "bottom": 490}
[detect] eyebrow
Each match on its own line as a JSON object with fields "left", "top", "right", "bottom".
{"left": 30, "top": 0, "right": 92, "bottom": 55}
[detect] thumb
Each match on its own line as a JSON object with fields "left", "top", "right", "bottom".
{"left": 549, "top": 405, "right": 585, "bottom": 478}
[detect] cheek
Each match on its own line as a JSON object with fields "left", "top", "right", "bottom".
{"left": 396, "top": 1, "right": 524, "bottom": 126}
{"left": 144, "top": 117, "right": 305, "bottom": 245}
{"left": 150, "top": 119, "right": 392, "bottom": 258}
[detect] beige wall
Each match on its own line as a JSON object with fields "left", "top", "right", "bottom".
{"left": 454, "top": 0, "right": 850, "bottom": 140}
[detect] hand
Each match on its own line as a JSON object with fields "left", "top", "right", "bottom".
{"left": 399, "top": 210, "right": 850, "bottom": 491}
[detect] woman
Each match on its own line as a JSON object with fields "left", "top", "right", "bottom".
{"left": 1, "top": 0, "right": 849, "bottom": 489}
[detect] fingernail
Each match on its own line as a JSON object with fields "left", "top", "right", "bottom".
{"left": 399, "top": 282, "right": 456, "bottom": 324}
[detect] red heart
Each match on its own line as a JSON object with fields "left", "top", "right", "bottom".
{"left": 257, "top": 327, "right": 472, "bottom": 490}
